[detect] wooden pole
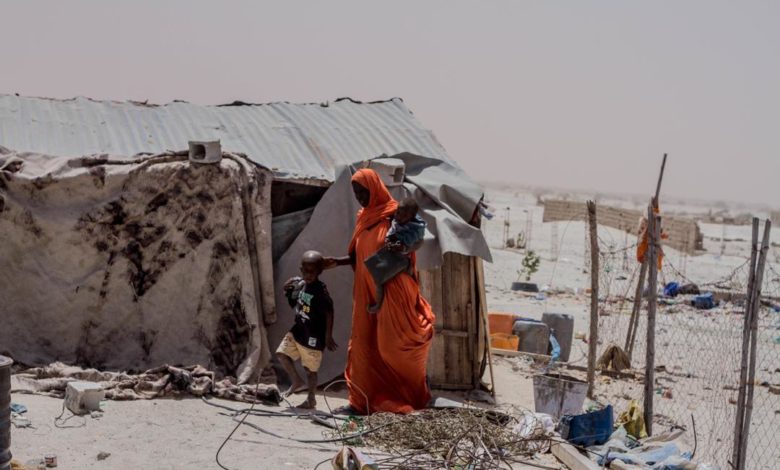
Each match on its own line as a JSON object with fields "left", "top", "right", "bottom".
{"left": 475, "top": 258, "right": 497, "bottom": 397}
{"left": 732, "top": 219, "right": 759, "bottom": 468}
{"left": 626, "top": 153, "right": 666, "bottom": 362}
{"left": 738, "top": 220, "right": 772, "bottom": 470}
{"left": 654, "top": 153, "right": 668, "bottom": 203}
{"left": 643, "top": 203, "right": 660, "bottom": 436}
{"left": 626, "top": 259, "right": 648, "bottom": 360}
{"left": 586, "top": 201, "right": 599, "bottom": 398}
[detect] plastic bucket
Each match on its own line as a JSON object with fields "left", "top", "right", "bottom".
{"left": 0, "top": 355, "right": 12, "bottom": 470}
{"left": 490, "top": 333, "right": 520, "bottom": 350}
{"left": 532, "top": 373, "right": 587, "bottom": 419}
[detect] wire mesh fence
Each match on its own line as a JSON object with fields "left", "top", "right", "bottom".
{"left": 592, "top": 232, "right": 779, "bottom": 469}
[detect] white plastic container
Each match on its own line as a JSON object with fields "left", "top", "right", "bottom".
{"left": 64, "top": 381, "right": 105, "bottom": 415}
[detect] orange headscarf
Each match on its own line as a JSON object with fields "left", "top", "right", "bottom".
{"left": 348, "top": 168, "right": 398, "bottom": 255}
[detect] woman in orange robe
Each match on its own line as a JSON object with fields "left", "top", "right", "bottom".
{"left": 324, "top": 168, "right": 435, "bottom": 414}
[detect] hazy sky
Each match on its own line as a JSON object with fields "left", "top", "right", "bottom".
{"left": 1, "top": 1, "right": 777, "bottom": 205}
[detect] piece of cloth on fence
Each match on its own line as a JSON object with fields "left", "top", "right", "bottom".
{"left": 636, "top": 205, "right": 667, "bottom": 269}
{"left": 598, "top": 344, "right": 632, "bottom": 372}
{"left": 10, "top": 362, "right": 281, "bottom": 403}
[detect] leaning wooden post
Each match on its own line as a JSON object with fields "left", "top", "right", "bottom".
{"left": 738, "top": 220, "right": 772, "bottom": 470}
{"left": 625, "top": 259, "right": 647, "bottom": 360}
{"left": 732, "top": 218, "right": 759, "bottom": 468}
{"left": 626, "top": 154, "right": 666, "bottom": 362}
{"left": 586, "top": 201, "right": 599, "bottom": 398}
{"left": 654, "top": 154, "right": 667, "bottom": 202}
{"left": 643, "top": 203, "right": 660, "bottom": 436}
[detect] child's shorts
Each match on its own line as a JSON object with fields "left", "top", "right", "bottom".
{"left": 276, "top": 333, "right": 323, "bottom": 372}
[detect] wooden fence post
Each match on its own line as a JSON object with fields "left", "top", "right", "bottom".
{"left": 586, "top": 201, "right": 599, "bottom": 398}
{"left": 626, "top": 153, "right": 666, "bottom": 362}
{"left": 737, "top": 220, "right": 772, "bottom": 470}
{"left": 732, "top": 219, "right": 759, "bottom": 468}
{"left": 643, "top": 203, "right": 660, "bottom": 436}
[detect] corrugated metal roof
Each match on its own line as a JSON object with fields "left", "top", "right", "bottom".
{"left": 0, "top": 95, "right": 452, "bottom": 181}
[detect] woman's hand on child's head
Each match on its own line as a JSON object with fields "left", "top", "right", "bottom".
{"left": 322, "top": 257, "right": 338, "bottom": 270}
{"left": 326, "top": 337, "right": 338, "bottom": 351}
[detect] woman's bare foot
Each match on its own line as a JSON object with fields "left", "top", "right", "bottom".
{"left": 296, "top": 396, "right": 316, "bottom": 409}
{"left": 283, "top": 381, "right": 305, "bottom": 397}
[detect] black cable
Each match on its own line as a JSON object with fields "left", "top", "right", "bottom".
{"left": 215, "top": 382, "right": 262, "bottom": 470}
{"left": 234, "top": 414, "right": 388, "bottom": 444}
{"left": 202, "top": 396, "right": 350, "bottom": 424}
{"left": 53, "top": 400, "right": 86, "bottom": 429}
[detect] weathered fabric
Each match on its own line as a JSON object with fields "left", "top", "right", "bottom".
{"left": 0, "top": 148, "right": 274, "bottom": 379}
{"left": 10, "top": 362, "right": 280, "bottom": 404}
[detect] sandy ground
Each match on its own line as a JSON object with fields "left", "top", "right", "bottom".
{"left": 9, "top": 360, "right": 559, "bottom": 469}
{"left": 9, "top": 185, "right": 779, "bottom": 469}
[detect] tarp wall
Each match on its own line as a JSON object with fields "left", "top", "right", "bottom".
{"left": 0, "top": 149, "right": 274, "bottom": 379}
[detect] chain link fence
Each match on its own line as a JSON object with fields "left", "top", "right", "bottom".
{"left": 592, "top": 234, "right": 779, "bottom": 469}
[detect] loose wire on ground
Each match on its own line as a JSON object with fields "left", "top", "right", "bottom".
{"left": 53, "top": 400, "right": 86, "bottom": 429}
{"left": 215, "top": 381, "right": 263, "bottom": 470}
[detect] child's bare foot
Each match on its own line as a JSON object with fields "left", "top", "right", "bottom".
{"left": 296, "top": 396, "right": 316, "bottom": 409}
{"left": 283, "top": 380, "right": 305, "bottom": 397}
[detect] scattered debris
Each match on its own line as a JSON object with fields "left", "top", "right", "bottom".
{"left": 597, "top": 345, "right": 631, "bottom": 372}
{"left": 691, "top": 292, "right": 717, "bottom": 310}
{"left": 324, "top": 407, "right": 553, "bottom": 468}
{"left": 10, "top": 403, "right": 27, "bottom": 414}
{"left": 331, "top": 447, "right": 377, "bottom": 470}
{"left": 560, "top": 405, "right": 613, "bottom": 447}
{"left": 466, "top": 388, "right": 496, "bottom": 405}
{"left": 96, "top": 452, "right": 111, "bottom": 461}
{"left": 616, "top": 400, "right": 648, "bottom": 440}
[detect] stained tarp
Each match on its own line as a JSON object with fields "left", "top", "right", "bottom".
{"left": 0, "top": 148, "right": 274, "bottom": 380}
{"left": 270, "top": 153, "right": 491, "bottom": 384}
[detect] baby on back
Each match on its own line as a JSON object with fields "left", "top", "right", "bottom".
{"left": 386, "top": 197, "right": 426, "bottom": 254}
{"left": 366, "top": 197, "right": 426, "bottom": 313}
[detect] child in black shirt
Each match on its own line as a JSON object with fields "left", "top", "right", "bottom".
{"left": 276, "top": 250, "right": 337, "bottom": 409}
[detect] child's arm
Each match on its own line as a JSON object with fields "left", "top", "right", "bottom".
{"left": 325, "top": 309, "right": 337, "bottom": 351}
